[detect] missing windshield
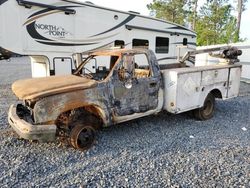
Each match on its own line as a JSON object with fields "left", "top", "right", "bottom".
{"left": 74, "top": 55, "right": 119, "bottom": 81}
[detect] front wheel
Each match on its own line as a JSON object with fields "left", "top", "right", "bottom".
{"left": 194, "top": 93, "right": 215, "bottom": 120}
{"left": 69, "top": 124, "right": 96, "bottom": 151}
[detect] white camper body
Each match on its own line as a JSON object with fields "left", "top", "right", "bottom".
{"left": 0, "top": 0, "right": 196, "bottom": 77}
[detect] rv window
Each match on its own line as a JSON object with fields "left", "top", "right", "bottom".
{"left": 114, "top": 40, "right": 125, "bottom": 48}
{"left": 155, "top": 37, "right": 169, "bottom": 53}
{"left": 132, "top": 39, "right": 149, "bottom": 49}
{"left": 183, "top": 38, "right": 188, "bottom": 46}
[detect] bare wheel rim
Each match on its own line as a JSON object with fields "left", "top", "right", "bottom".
{"left": 70, "top": 126, "right": 95, "bottom": 150}
{"left": 77, "top": 127, "right": 95, "bottom": 149}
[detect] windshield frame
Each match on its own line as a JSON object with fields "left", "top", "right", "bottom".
{"left": 73, "top": 55, "right": 94, "bottom": 75}
{"left": 73, "top": 54, "right": 121, "bottom": 82}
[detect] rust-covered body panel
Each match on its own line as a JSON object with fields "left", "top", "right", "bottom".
{"left": 33, "top": 83, "right": 111, "bottom": 126}
{"left": 9, "top": 48, "right": 163, "bottom": 142}
{"left": 12, "top": 75, "right": 97, "bottom": 100}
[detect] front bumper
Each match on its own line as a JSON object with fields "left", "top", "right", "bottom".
{"left": 8, "top": 104, "right": 57, "bottom": 142}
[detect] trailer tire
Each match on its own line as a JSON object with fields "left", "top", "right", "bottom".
{"left": 194, "top": 93, "right": 215, "bottom": 120}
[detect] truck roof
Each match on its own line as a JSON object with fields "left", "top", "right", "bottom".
{"left": 87, "top": 48, "right": 150, "bottom": 56}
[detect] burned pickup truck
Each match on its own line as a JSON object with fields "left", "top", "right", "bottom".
{"left": 8, "top": 48, "right": 242, "bottom": 150}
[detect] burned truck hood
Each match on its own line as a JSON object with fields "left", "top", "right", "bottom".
{"left": 12, "top": 75, "right": 97, "bottom": 100}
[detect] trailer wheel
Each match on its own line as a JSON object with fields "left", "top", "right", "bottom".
{"left": 194, "top": 93, "right": 215, "bottom": 120}
{"left": 69, "top": 123, "right": 96, "bottom": 151}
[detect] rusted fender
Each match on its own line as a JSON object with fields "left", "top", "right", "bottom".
{"left": 33, "top": 88, "right": 110, "bottom": 126}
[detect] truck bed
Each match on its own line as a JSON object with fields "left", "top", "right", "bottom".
{"left": 160, "top": 64, "right": 242, "bottom": 114}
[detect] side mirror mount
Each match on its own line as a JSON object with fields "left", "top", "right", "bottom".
{"left": 118, "top": 68, "right": 133, "bottom": 89}
{"left": 124, "top": 79, "right": 133, "bottom": 89}
{"left": 118, "top": 54, "right": 136, "bottom": 89}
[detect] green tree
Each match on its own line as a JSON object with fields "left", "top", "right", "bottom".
{"left": 147, "top": 0, "right": 240, "bottom": 45}
{"left": 147, "top": 0, "right": 191, "bottom": 25}
{"left": 147, "top": 0, "right": 199, "bottom": 29}
{"left": 196, "top": 0, "right": 237, "bottom": 45}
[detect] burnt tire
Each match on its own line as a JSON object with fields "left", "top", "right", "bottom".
{"left": 194, "top": 93, "right": 215, "bottom": 121}
{"left": 69, "top": 124, "right": 96, "bottom": 151}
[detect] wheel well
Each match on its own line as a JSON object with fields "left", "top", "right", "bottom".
{"left": 210, "top": 89, "right": 222, "bottom": 99}
{"left": 83, "top": 105, "right": 105, "bottom": 125}
{"left": 56, "top": 105, "right": 105, "bottom": 129}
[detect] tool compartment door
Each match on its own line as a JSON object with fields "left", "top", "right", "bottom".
{"left": 176, "top": 72, "right": 201, "bottom": 111}
{"left": 227, "top": 67, "right": 241, "bottom": 98}
{"left": 201, "top": 69, "right": 229, "bottom": 86}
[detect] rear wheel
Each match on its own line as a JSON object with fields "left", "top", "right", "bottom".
{"left": 69, "top": 123, "right": 96, "bottom": 151}
{"left": 194, "top": 93, "right": 215, "bottom": 120}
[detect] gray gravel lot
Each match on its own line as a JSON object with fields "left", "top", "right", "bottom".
{"left": 0, "top": 58, "right": 249, "bottom": 187}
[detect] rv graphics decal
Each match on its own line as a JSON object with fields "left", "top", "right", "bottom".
{"left": 24, "top": 6, "right": 96, "bottom": 46}
{"left": 0, "top": 0, "right": 8, "bottom": 5}
{"left": 24, "top": 6, "right": 100, "bottom": 46}
{"left": 35, "top": 23, "right": 72, "bottom": 38}
{"left": 24, "top": 6, "right": 135, "bottom": 46}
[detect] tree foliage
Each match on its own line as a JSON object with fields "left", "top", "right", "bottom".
{"left": 147, "top": 0, "right": 247, "bottom": 46}
{"left": 147, "top": 0, "right": 191, "bottom": 26}
{"left": 196, "top": 0, "right": 237, "bottom": 45}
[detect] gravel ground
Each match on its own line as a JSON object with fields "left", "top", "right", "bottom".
{"left": 0, "top": 58, "right": 249, "bottom": 187}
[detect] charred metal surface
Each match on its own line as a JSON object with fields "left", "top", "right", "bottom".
{"left": 111, "top": 73, "right": 160, "bottom": 116}
{"left": 12, "top": 75, "right": 97, "bottom": 100}
{"left": 55, "top": 107, "right": 102, "bottom": 143}
{"left": 8, "top": 105, "right": 56, "bottom": 142}
{"left": 33, "top": 85, "right": 110, "bottom": 126}
{"left": 110, "top": 49, "right": 161, "bottom": 117}
{"left": 16, "top": 104, "right": 34, "bottom": 123}
{"left": 11, "top": 49, "right": 162, "bottom": 139}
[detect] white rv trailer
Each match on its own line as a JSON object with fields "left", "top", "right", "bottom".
{"left": 0, "top": 0, "right": 196, "bottom": 77}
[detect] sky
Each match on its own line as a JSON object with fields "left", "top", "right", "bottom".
{"left": 82, "top": 0, "right": 250, "bottom": 42}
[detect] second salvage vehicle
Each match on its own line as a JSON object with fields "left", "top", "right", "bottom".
{"left": 8, "top": 48, "right": 242, "bottom": 150}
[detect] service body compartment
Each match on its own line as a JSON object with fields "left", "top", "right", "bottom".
{"left": 227, "top": 67, "right": 242, "bottom": 98}
{"left": 161, "top": 64, "right": 242, "bottom": 114}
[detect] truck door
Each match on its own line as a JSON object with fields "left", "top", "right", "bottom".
{"left": 111, "top": 53, "right": 160, "bottom": 116}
